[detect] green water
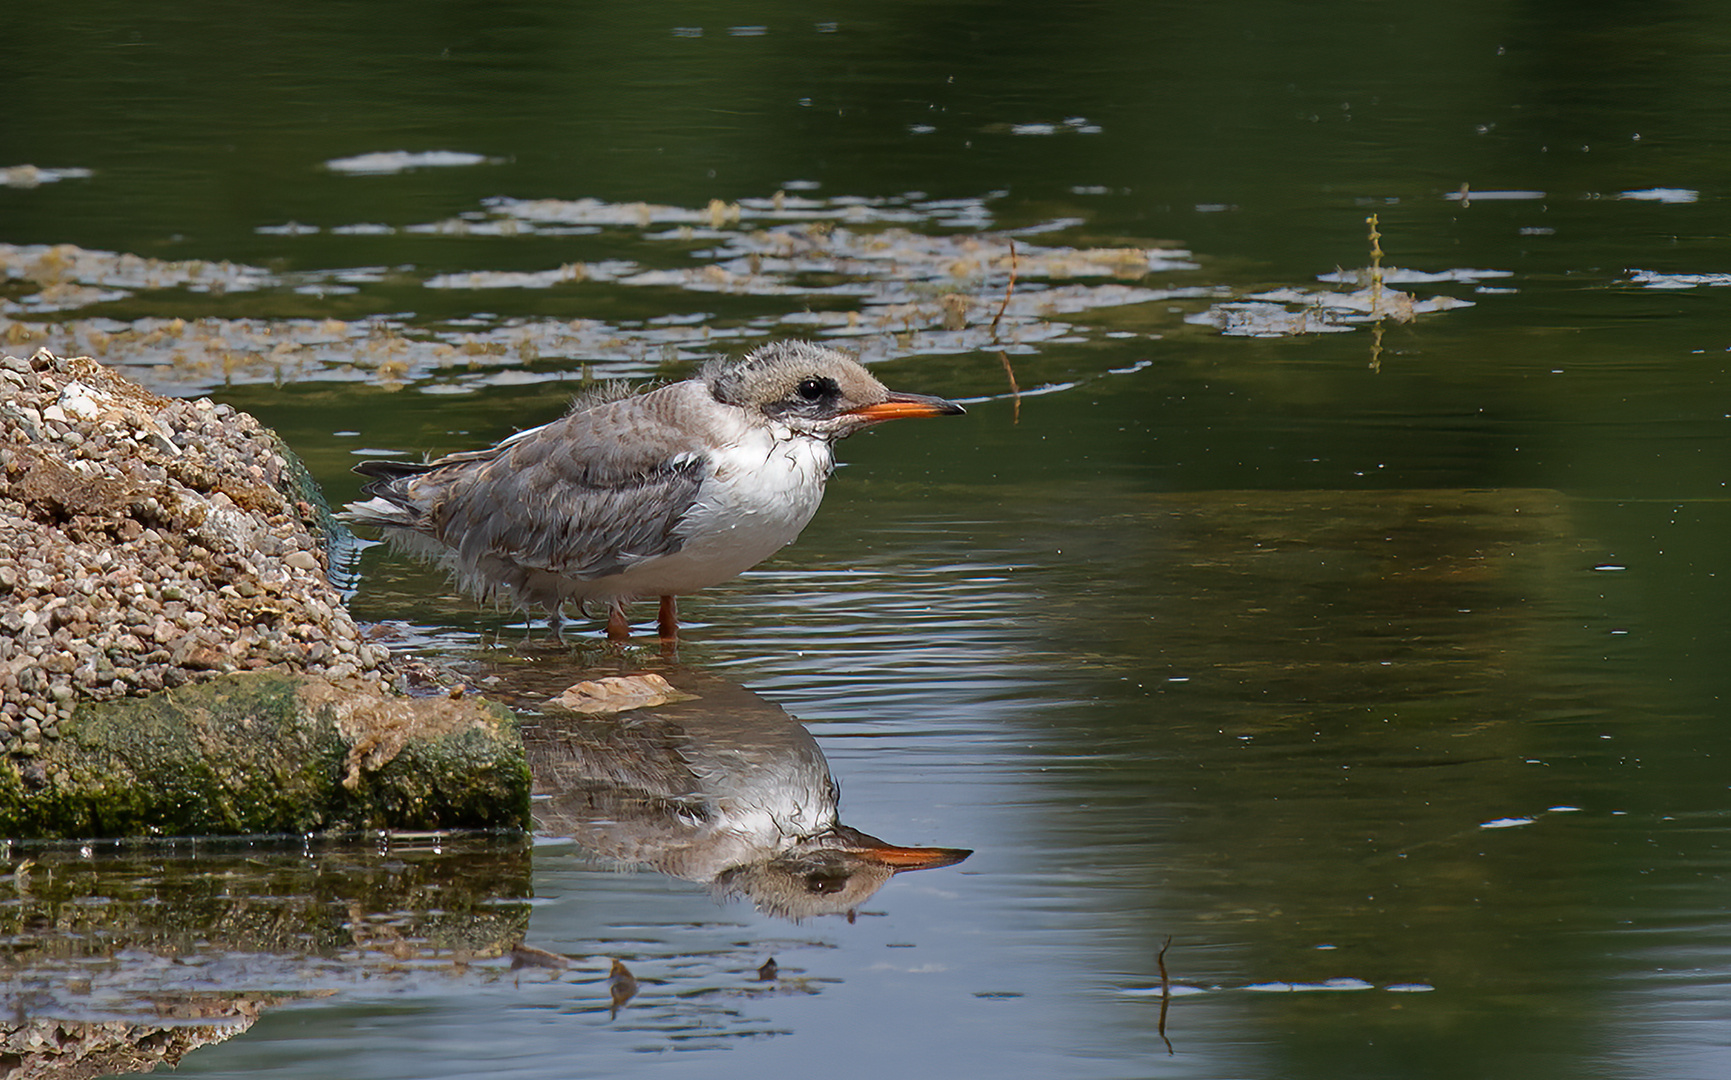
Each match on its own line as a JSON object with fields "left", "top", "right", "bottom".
{"left": 6, "top": 2, "right": 1731, "bottom": 1077}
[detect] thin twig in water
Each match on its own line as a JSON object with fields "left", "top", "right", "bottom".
{"left": 1367, "top": 213, "right": 1386, "bottom": 372}
{"left": 1157, "top": 935, "right": 1174, "bottom": 1055}
{"left": 1366, "top": 213, "right": 1384, "bottom": 311}
{"left": 991, "top": 239, "right": 1022, "bottom": 421}
{"left": 997, "top": 350, "right": 1021, "bottom": 425}
{"left": 990, "top": 239, "right": 1018, "bottom": 337}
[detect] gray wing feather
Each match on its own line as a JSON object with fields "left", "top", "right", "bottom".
{"left": 400, "top": 388, "right": 712, "bottom": 581}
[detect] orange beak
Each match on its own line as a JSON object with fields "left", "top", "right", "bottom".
{"left": 844, "top": 391, "right": 967, "bottom": 425}
{"left": 858, "top": 844, "right": 973, "bottom": 871}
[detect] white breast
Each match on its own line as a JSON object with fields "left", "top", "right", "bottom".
{"left": 591, "top": 426, "right": 834, "bottom": 599}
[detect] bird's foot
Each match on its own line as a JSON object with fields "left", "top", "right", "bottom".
{"left": 605, "top": 602, "right": 631, "bottom": 641}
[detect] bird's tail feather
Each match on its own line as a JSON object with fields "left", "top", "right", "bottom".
{"left": 354, "top": 459, "right": 436, "bottom": 484}
{"left": 338, "top": 494, "right": 419, "bottom": 528}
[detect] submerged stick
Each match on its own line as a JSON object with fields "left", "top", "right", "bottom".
{"left": 990, "top": 239, "right": 1019, "bottom": 337}
{"left": 992, "top": 240, "right": 1022, "bottom": 421}
{"left": 1367, "top": 213, "right": 1386, "bottom": 372}
{"left": 1157, "top": 935, "right": 1174, "bottom": 1055}
{"left": 1366, "top": 213, "right": 1384, "bottom": 312}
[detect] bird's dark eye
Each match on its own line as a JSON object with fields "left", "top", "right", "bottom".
{"left": 796, "top": 377, "right": 830, "bottom": 401}
{"left": 803, "top": 870, "right": 850, "bottom": 895}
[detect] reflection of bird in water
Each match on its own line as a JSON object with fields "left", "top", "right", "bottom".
{"left": 342, "top": 341, "right": 963, "bottom": 641}
{"left": 607, "top": 959, "right": 638, "bottom": 1019}
{"left": 525, "top": 670, "right": 970, "bottom": 920}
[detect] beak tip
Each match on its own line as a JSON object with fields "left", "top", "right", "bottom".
{"left": 848, "top": 392, "right": 967, "bottom": 422}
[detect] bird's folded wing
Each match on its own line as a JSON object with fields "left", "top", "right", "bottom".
{"left": 424, "top": 404, "right": 711, "bottom": 580}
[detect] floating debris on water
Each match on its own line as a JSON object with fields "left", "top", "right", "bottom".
{"left": 0, "top": 243, "right": 274, "bottom": 297}
{"left": 510, "top": 945, "right": 573, "bottom": 972}
{"left": 1626, "top": 269, "right": 1731, "bottom": 289}
{"left": 1617, "top": 188, "right": 1698, "bottom": 203}
{"left": 1479, "top": 817, "right": 1536, "bottom": 829}
{"left": 256, "top": 221, "right": 322, "bottom": 236}
{"left": 0, "top": 190, "right": 1515, "bottom": 392}
{"left": 1444, "top": 189, "right": 1545, "bottom": 201}
{"left": 1189, "top": 261, "right": 1487, "bottom": 337}
{"left": 1316, "top": 267, "right": 1512, "bottom": 286}
{"left": 1243, "top": 978, "right": 1375, "bottom": 992}
{"left": 607, "top": 959, "right": 639, "bottom": 1019}
{"left": 0, "top": 165, "right": 94, "bottom": 189}
{"left": 0, "top": 190, "right": 1205, "bottom": 393}
{"left": 324, "top": 150, "right": 502, "bottom": 175}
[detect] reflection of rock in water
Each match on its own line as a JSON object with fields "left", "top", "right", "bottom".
{"left": 0, "top": 1007, "right": 266, "bottom": 1079}
{"left": 525, "top": 670, "right": 969, "bottom": 920}
{"left": 0, "top": 837, "right": 531, "bottom": 1077}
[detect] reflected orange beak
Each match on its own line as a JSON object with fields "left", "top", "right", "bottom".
{"left": 860, "top": 844, "right": 974, "bottom": 871}
{"left": 844, "top": 391, "right": 967, "bottom": 424}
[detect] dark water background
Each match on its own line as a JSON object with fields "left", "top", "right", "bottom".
{"left": 7, "top": 2, "right": 1731, "bottom": 1077}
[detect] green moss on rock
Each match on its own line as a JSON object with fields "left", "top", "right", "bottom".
{"left": 0, "top": 672, "right": 530, "bottom": 839}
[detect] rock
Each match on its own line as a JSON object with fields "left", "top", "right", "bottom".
{"left": 0, "top": 350, "right": 532, "bottom": 838}
{"left": 549, "top": 674, "right": 699, "bottom": 715}
{"left": 0, "top": 671, "right": 529, "bottom": 838}
{"left": 0, "top": 349, "right": 394, "bottom": 739}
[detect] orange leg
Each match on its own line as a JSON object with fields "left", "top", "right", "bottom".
{"left": 605, "top": 601, "right": 631, "bottom": 641}
{"left": 657, "top": 595, "right": 679, "bottom": 641}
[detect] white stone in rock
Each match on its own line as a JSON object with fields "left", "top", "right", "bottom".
{"left": 283, "top": 551, "right": 319, "bottom": 571}
{"left": 57, "top": 380, "right": 111, "bottom": 420}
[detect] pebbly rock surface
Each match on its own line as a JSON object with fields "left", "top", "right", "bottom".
{"left": 0, "top": 349, "right": 528, "bottom": 837}
{"left": 0, "top": 347, "right": 387, "bottom": 753}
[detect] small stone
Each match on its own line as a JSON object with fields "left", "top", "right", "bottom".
{"left": 283, "top": 550, "right": 319, "bottom": 572}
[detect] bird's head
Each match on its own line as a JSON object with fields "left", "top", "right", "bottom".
{"left": 714, "top": 825, "right": 972, "bottom": 920}
{"left": 703, "top": 341, "right": 964, "bottom": 440}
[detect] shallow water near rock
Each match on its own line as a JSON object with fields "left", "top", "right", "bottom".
{"left": 7, "top": 2, "right": 1731, "bottom": 1077}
